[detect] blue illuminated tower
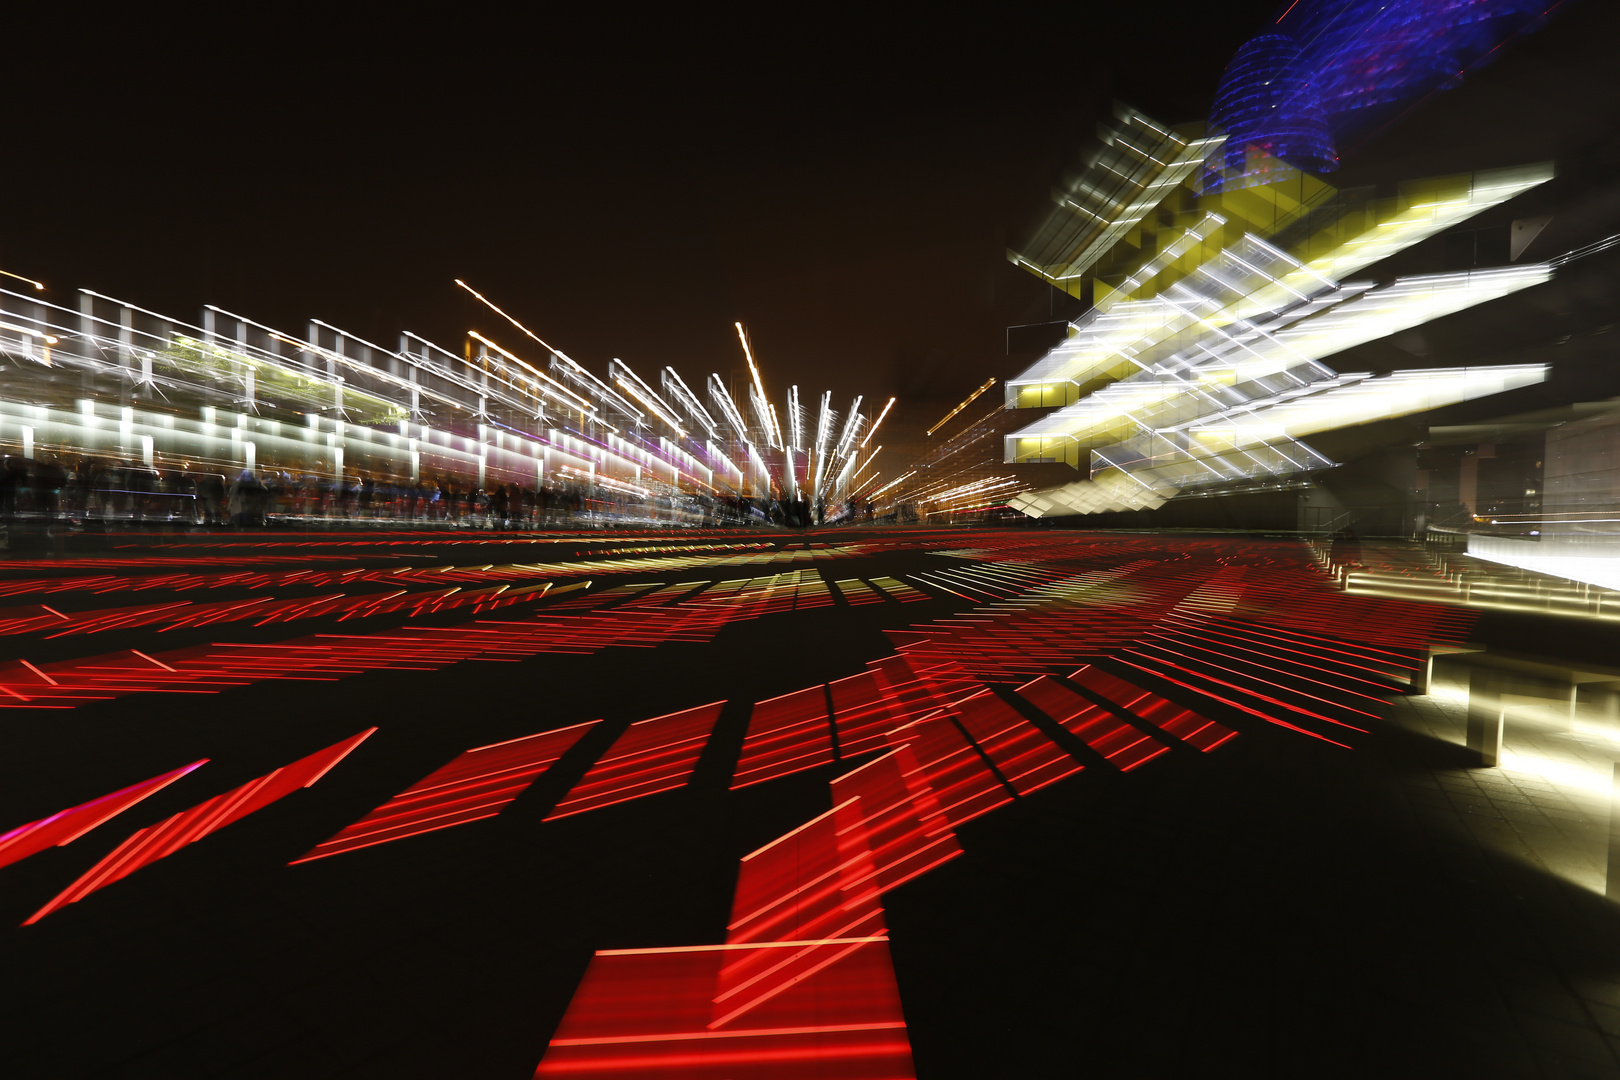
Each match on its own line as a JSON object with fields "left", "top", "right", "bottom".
{"left": 1279, "top": 0, "right": 1555, "bottom": 144}
{"left": 1206, "top": 33, "right": 1338, "bottom": 193}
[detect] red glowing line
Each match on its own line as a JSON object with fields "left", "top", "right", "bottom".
{"left": 551, "top": 1020, "right": 908, "bottom": 1046}
{"left": 289, "top": 811, "right": 504, "bottom": 863}
{"left": 844, "top": 842, "right": 962, "bottom": 896}
{"left": 129, "top": 649, "right": 176, "bottom": 672}
{"left": 709, "top": 940, "right": 875, "bottom": 1028}
{"left": 1160, "top": 611, "right": 1421, "bottom": 670}
{"left": 1147, "top": 627, "right": 1396, "bottom": 700}
{"left": 1116, "top": 655, "right": 1353, "bottom": 748}
{"left": 0, "top": 759, "right": 208, "bottom": 868}
{"left": 711, "top": 928, "right": 875, "bottom": 1004}
{"left": 1141, "top": 640, "right": 1377, "bottom": 724}
{"left": 536, "top": 1042, "right": 915, "bottom": 1070}
{"left": 26, "top": 730, "right": 374, "bottom": 923}
{"left": 545, "top": 781, "right": 688, "bottom": 820}
{"left": 17, "top": 659, "right": 57, "bottom": 686}
{"left": 1114, "top": 742, "right": 1172, "bottom": 771}
{"left": 741, "top": 799, "right": 858, "bottom": 863}
{"left": 598, "top": 936, "right": 890, "bottom": 956}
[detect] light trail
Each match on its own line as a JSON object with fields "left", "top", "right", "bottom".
{"left": 734, "top": 322, "right": 784, "bottom": 448}
{"left": 927, "top": 378, "right": 996, "bottom": 436}
{"left": 0, "top": 269, "right": 45, "bottom": 291}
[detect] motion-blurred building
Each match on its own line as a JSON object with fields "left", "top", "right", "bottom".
{"left": 0, "top": 295, "right": 884, "bottom": 525}
{"left": 960, "top": 0, "right": 1620, "bottom": 591}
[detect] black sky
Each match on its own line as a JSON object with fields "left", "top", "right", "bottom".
{"left": 4, "top": 5, "right": 1281, "bottom": 441}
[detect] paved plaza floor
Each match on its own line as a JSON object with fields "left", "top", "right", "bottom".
{"left": 4, "top": 525, "right": 1619, "bottom": 1078}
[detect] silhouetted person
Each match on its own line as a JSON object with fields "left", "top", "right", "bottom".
{"left": 0, "top": 456, "right": 24, "bottom": 518}
{"left": 197, "top": 472, "right": 226, "bottom": 525}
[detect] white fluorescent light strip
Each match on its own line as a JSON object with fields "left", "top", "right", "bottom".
{"left": 1009, "top": 265, "right": 1552, "bottom": 446}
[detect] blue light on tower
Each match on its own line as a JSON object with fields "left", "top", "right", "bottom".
{"left": 1206, "top": 0, "right": 1560, "bottom": 191}
{"left": 1206, "top": 33, "right": 1338, "bottom": 193}
{"left": 1285, "top": 0, "right": 1554, "bottom": 144}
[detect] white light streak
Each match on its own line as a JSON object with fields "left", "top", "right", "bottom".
{"left": 860, "top": 396, "right": 895, "bottom": 449}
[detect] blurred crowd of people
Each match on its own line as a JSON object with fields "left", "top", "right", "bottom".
{"left": 0, "top": 453, "right": 907, "bottom": 530}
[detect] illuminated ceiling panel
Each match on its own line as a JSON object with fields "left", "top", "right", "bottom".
{"left": 1007, "top": 265, "right": 1552, "bottom": 460}
{"left": 1007, "top": 233, "right": 1326, "bottom": 393}
{"left": 1298, "top": 164, "right": 1554, "bottom": 284}
{"left": 1009, "top": 362, "right": 1550, "bottom": 518}
{"left": 1006, "top": 164, "right": 1553, "bottom": 408}
{"left": 1009, "top": 107, "right": 1223, "bottom": 287}
{"left": 1190, "top": 363, "right": 1551, "bottom": 445}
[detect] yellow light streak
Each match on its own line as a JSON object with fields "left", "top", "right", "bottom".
{"left": 870, "top": 471, "right": 914, "bottom": 498}
{"left": 852, "top": 445, "right": 881, "bottom": 481}
{"left": 850, "top": 472, "right": 882, "bottom": 498}
{"left": 455, "top": 278, "right": 564, "bottom": 358}
{"left": 859, "top": 397, "right": 895, "bottom": 449}
{"left": 0, "top": 321, "right": 57, "bottom": 343}
{"left": 0, "top": 269, "right": 45, "bottom": 290}
{"left": 734, "top": 321, "right": 783, "bottom": 446}
{"left": 467, "top": 329, "right": 594, "bottom": 411}
{"left": 928, "top": 378, "right": 996, "bottom": 436}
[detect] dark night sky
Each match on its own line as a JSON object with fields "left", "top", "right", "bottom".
{"left": 4, "top": 5, "right": 1282, "bottom": 443}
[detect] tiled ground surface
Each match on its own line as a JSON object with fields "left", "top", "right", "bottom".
{"left": 4, "top": 526, "right": 1620, "bottom": 1078}
{"left": 1330, "top": 688, "right": 1620, "bottom": 1078}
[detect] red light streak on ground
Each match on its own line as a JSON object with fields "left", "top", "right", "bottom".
{"left": 730, "top": 686, "right": 836, "bottom": 789}
{"left": 292, "top": 720, "right": 599, "bottom": 863}
{"left": 724, "top": 801, "right": 889, "bottom": 988}
{"left": 0, "top": 543, "right": 806, "bottom": 604}
{"left": 948, "top": 688, "right": 1086, "bottom": 794}
{"left": 792, "top": 574, "right": 835, "bottom": 608}
{"left": 1238, "top": 578, "right": 1476, "bottom": 651}
{"left": 128, "top": 648, "right": 176, "bottom": 672}
{"left": 1130, "top": 637, "right": 1378, "bottom": 727}
{"left": 17, "top": 659, "right": 58, "bottom": 685}
{"left": 0, "top": 579, "right": 801, "bottom": 712}
{"left": 864, "top": 576, "right": 928, "bottom": 602}
{"left": 886, "top": 649, "right": 984, "bottom": 701}
{"left": 827, "top": 749, "right": 962, "bottom": 897}
{"left": 1067, "top": 665, "right": 1237, "bottom": 752}
{"left": 868, "top": 654, "right": 965, "bottom": 726}
{"left": 1157, "top": 611, "right": 1422, "bottom": 683}
{"left": 718, "top": 743, "right": 968, "bottom": 1025}
{"left": 829, "top": 654, "right": 974, "bottom": 759}
{"left": 1115, "top": 654, "right": 1354, "bottom": 748}
{"left": 15, "top": 579, "right": 554, "bottom": 629}
{"left": 24, "top": 729, "right": 376, "bottom": 924}
{"left": 1144, "top": 627, "right": 1390, "bottom": 715}
{"left": 534, "top": 938, "right": 915, "bottom": 1078}
{"left": 880, "top": 711, "right": 1013, "bottom": 825}
{"left": 545, "top": 702, "right": 724, "bottom": 820}
{"left": 828, "top": 671, "right": 903, "bottom": 758}
{"left": 0, "top": 760, "right": 208, "bottom": 870}
{"left": 0, "top": 605, "right": 72, "bottom": 633}
{"left": 874, "top": 536, "right": 1479, "bottom": 683}
{"left": 1015, "top": 676, "right": 1171, "bottom": 771}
